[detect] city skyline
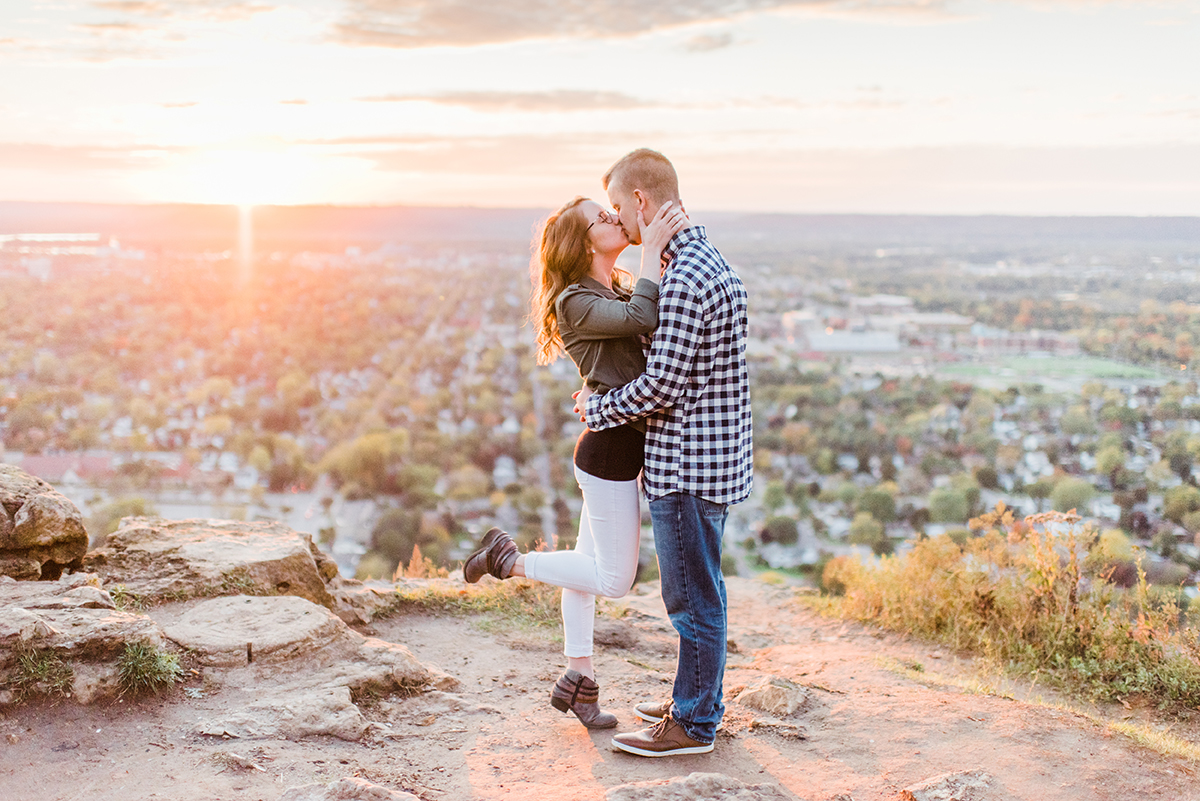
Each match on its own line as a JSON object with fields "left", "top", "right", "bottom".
{"left": 1, "top": 0, "right": 1198, "bottom": 215}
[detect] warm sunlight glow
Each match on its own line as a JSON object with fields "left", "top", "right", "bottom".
{"left": 160, "top": 149, "right": 321, "bottom": 206}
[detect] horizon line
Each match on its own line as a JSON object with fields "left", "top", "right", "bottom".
{"left": 2, "top": 199, "right": 1199, "bottom": 221}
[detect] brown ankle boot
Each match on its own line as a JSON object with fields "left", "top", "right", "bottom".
{"left": 550, "top": 670, "right": 618, "bottom": 729}
{"left": 462, "top": 528, "right": 519, "bottom": 583}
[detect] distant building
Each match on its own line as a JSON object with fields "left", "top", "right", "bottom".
{"left": 13, "top": 453, "right": 113, "bottom": 484}
{"left": 964, "top": 325, "right": 1081, "bottom": 356}
{"left": 849, "top": 294, "right": 915, "bottom": 316}
{"left": 800, "top": 328, "right": 902, "bottom": 353}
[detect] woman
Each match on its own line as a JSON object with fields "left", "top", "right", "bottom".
{"left": 463, "top": 196, "right": 686, "bottom": 728}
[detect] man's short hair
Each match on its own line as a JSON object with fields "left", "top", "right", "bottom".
{"left": 602, "top": 148, "right": 680, "bottom": 206}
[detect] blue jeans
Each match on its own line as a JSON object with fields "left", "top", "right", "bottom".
{"left": 648, "top": 491, "right": 729, "bottom": 744}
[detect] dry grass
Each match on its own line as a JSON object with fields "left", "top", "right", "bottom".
{"left": 818, "top": 505, "right": 1200, "bottom": 710}
{"left": 389, "top": 577, "right": 562, "bottom": 629}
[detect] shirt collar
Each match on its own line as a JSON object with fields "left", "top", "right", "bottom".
{"left": 661, "top": 224, "right": 706, "bottom": 267}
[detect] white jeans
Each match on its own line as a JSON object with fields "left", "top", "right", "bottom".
{"left": 524, "top": 466, "right": 641, "bottom": 657}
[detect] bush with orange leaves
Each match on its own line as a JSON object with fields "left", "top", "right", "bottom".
{"left": 821, "top": 503, "right": 1200, "bottom": 707}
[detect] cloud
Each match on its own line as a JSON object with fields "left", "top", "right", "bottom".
{"left": 359, "top": 135, "right": 617, "bottom": 175}
{"left": 89, "top": 0, "right": 276, "bottom": 22}
{"left": 352, "top": 90, "right": 921, "bottom": 115}
{"left": 0, "top": 143, "right": 175, "bottom": 171}
{"left": 358, "top": 90, "right": 653, "bottom": 112}
{"left": 293, "top": 132, "right": 624, "bottom": 176}
{"left": 1154, "top": 107, "right": 1200, "bottom": 120}
{"left": 684, "top": 32, "right": 735, "bottom": 52}
{"left": 330, "top": 0, "right": 955, "bottom": 49}
{"left": 76, "top": 21, "right": 150, "bottom": 33}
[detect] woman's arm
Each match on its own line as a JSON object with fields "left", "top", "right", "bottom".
{"left": 637, "top": 201, "right": 688, "bottom": 286}
{"left": 558, "top": 281, "right": 659, "bottom": 340}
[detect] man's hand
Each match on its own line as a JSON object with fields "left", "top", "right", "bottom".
{"left": 572, "top": 383, "right": 594, "bottom": 423}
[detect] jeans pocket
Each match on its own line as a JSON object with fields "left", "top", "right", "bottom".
{"left": 699, "top": 498, "right": 727, "bottom": 520}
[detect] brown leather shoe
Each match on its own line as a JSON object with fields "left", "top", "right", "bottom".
{"left": 633, "top": 699, "right": 724, "bottom": 731}
{"left": 551, "top": 670, "right": 617, "bottom": 729}
{"left": 462, "top": 528, "right": 519, "bottom": 583}
{"left": 611, "top": 713, "right": 713, "bottom": 757}
{"left": 633, "top": 699, "right": 672, "bottom": 723}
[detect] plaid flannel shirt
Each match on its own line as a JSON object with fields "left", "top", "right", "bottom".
{"left": 584, "top": 225, "right": 754, "bottom": 505}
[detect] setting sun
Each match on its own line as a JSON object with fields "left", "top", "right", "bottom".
{"left": 136, "top": 149, "right": 331, "bottom": 207}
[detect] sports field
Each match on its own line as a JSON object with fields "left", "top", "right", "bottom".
{"left": 939, "top": 356, "right": 1162, "bottom": 381}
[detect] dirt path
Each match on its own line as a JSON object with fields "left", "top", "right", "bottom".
{"left": 2, "top": 576, "right": 1197, "bottom": 801}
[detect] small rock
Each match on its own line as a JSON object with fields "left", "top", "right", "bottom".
{"left": 733, "top": 676, "right": 809, "bottom": 717}
{"left": 71, "top": 662, "right": 122, "bottom": 705}
{"left": 212, "top": 751, "right": 266, "bottom": 772}
{"left": 899, "top": 769, "right": 993, "bottom": 801}
{"left": 748, "top": 717, "right": 807, "bottom": 739}
{"left": 606, "top": 772, "right": 792, "bottom": 801}
{"left": 6, "top": 733, "right": 18, "bottom": 744}
{"left": 280, "top": 776, "right": 420, "bottom": 801}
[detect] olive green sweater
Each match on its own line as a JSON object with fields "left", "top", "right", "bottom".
{"left": 555, "top": 276, "right": 659, "bottom": 394}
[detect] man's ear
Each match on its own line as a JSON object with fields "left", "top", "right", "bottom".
{"left": 632, "top": 189, "right": 647, "bottom": 210}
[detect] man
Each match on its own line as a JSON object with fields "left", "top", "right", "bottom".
{"left": 574, "top": 148, "right": 753, "bottom": 757}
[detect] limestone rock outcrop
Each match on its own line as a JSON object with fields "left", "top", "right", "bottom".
{"left": 172, "top": 594, "right": 457, "bottom": 741}
{"left": 0, "top": 573, "right": 166, "bottom": 705}
{"left": 163, "top": 595, "right": 346, "bottom": 667}
{"left": 0, "top": 464, "right": 88, "bottom": 580}
{"left": 84, "top": 517, "right": 336, "bottom": 608}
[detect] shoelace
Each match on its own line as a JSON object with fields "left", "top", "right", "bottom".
{"left": 648, "top": 713, "right": 674, "bottom": 740}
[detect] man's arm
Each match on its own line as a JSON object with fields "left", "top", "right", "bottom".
{"left": 583, "top": 271, "right": 704, "bottom": 430}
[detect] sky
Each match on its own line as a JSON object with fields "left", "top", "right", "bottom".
{"left": 1, "top": 0, "right": 1198, "bottom": 215}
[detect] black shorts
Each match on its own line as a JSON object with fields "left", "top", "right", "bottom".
{"left": 573, "top": 424, "right": 645, "bottom": 482}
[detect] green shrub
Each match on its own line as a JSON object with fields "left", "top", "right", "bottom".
{"left": 928, "top": 486, "right": 969, "bottom": 523}
{"left": 87, "top": 497, "right": 158, "bottom": 547}
{"left": 355, "top": 550, "right": 396, "bottom": 581}
{"left": 110, "top": 584, "right": 144, "bottom": 612}
{"left": 760, "top": 516, "right": 799, "bottom": 545}
{"left": 847, "top": 512, "right": 892, "bottom": 556}
{"left": 1164, "top": 485, "right": 1200, "bottom": 525}
{"left": 1050, "top": 477, "right": 1095, "bottom": 514}
{"left": 945, "top": 528, "right": 971, "bottom": 547}
{"left": 118, "top": 641, "right": 183, "bottom": 693}
{"left": 12, "top": 648, "right": 73, "bottom": 699}
{"left": 856, "top": 487, "right": 897, "bottom": 523}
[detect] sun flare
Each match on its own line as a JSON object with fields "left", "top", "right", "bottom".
{"left": 168, "top": 149, "right": 320, "bottom": 206}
